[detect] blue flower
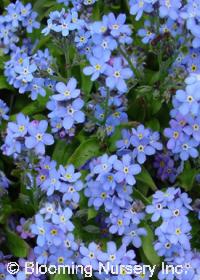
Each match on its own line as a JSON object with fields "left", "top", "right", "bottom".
{"left": 183, "top": 115, "right": 200, "bottom": 141}
{"left": 105, "top": 241, "right": 125, "bottom": 265}
{"left": 75, "top": 29, "right": 91, "bottom": 48}
{"left": 63, "top": 98, "right": 85, "bottom": 129}
{"left": 108, "top": 212, "right": 130, "bottom": 235}
{"left": 8, "top": 113, "right": 29, "bottom": 137}
{"left": 31, "top": 214, "right": 47, "bottom": 246}
{"left": 83, "top": 47, "right": 110, "bottom": 81}
{"left": 93, "top": 154, "right": 117, "bottom": 176}
{"left": 59, "top": 164, "right": 81, "bottom": 183}
{"left": 41, "top": 168, "right": 61, "bottom": 196}
{"left": 52, "top": 207, "right": 74, "bottom": 232}
{"left": 5, "top": 3, "right": 22, "bottom": 27}
{"left": 130, "top": 125, "right": 162, "bottom": 164}
{"left": 54, "top": 78, "right": 80, "bottom": 101}
{"left": 174, "top": 136, "right": 199, "bottom": 161}
{"left": 49, "top": 247, "right": 73, "bottom": 265}
{"left": 113, "top": 154, "right": 141, "bottom": 185}
{"left": 80, "top": 242, "right": 107, "bottom": 270}
{"left": 129, "top": 0, "right": 154, "bottom": 21}
{"left": 25, "top": 120, "right": 54, "bottom": 155}
{"left": 107, "top": 13, "right": 130, "bottom": 38}
{"left": 63, "top": 233, "right": 78, "bottom": 251}
{"left": 159, "top": 0, "right": 181, "bottom": 20}
{"left": 138, "top": 20, "right": 155, "bottom": 44}
{"left": 14, "top": 58, "right": 37, "bottom": 82}
{"left": 175, "top": 84, "right": 200, "bottom": 116}
{"left": 62, "top": 180, "right": 83, "bottom": 203}
{"left": 57, "top": 13, "right": 72, "bottom": 36}
{"left": 34, "top": 245, "right": 49, "bottom": 264}
{"left": 0, "top": 99, "right": 9, "bottom": 123}
{"left": 85, "top": 180, "right": 113, "bottom": 210}
{"left": 146, "top": 202, "right": 171, "bottom": 222}
{"left": 46, "top": 224, "right": 64, "bottom": 246}
{"left": 22, "top": 11, "right": 40, "bottom": 33}
{"left": 116, "top": 129, "right": 131, "bottom": 150}
{"left": 29, "top": 78, "right": 46, "bottom": 100}
{"left": 123, "top": 224, "right": 146, "bottom": 248}
{"left": 105, "top": 57, "right": 133, "bottom": 92}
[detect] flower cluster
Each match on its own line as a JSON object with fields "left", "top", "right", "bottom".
{"left": 117, "top": 125, "right": 163, "bottom": 164}
{"left": 1, "top": 0, "right": 200, "bottom": 279}
{"left": 1, "top": 114, "right": 54, "bottom": 157}
{"left": 153, "top": 152, "right": 184, "bottom": 183}
{"left": 146, "top": 187, "right": 200, "bottom": 279}
{"left": 85, "top": 153, "right": 147, "bottom": 245}
{"left": 47, "top": 77, "right": 85, "bottom": 137}
{"left": 31, "top": 204, "right": 76, "bottom": 266}
{"left": 82, "top": 13, "right": 133, "bottom": 93}
{"left": 164, "top": 75, "right": 200, "bottom": 161}
{"left": 0, "top": 0, "right": 40, "bottom": 53}
{"left": 129, "top": 0, "right": 200, "bottom": 49}
{"left": 42, "top": 8, "right": 84, "bottom": 37}
{"left": 36, "top": 156, "right": 83, "bottom": 201}
{"left": 4, "top": 45, "right": 53, "bottom": 99}
{"left": 57, "top": 0, "right": 98, "bottom": 9}
{"left": 43, "top": 10, "right": 134, "bottom": 93}
{"left": 173, "top": 48, "right": 200, "bottom": 76}
{"left": 86, "top": 86, "right": 128, "bottom": 136}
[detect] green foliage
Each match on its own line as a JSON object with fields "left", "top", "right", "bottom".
{"left": 178, "top": 162, "right": 199, "bottom": 191}
{"left": 6, "top": 228, "right": 29, "bottom": 258}
{"left": 140, "top": 223, "right": 161, "bottom": 265}
{"left": 136, "top": 167, "right": 157, "bottom": 191}
{"left": 67, "top": 137, "right": 102, "bottom": 168}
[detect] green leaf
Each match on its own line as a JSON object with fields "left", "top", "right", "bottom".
{"left": 6, "top": 229, "right": 29, "bottom": 258}
{"left": 0, "top": 76, "right": 12, "bottom": 90}
{"left": 52, "top": 138, "right": 79, "bottom": 166}
{"left": 52, "top": 273, "right": 73, "bottom": 280}
{"left": 10, "top": 88, "right": 52, "bottom": 120}
{"left": 91, "top": 2, "right": 101, "bottom": 20}
{"left": 146, "top": 118, "right": 160, "bottom": 131}
{"left": 151, "top": 99, "right": 162, "bottom": 115}
{"left": 83, "top": 225, "right": 100, "bottom": 234}
{"left": 178, "top": 162, "right": 199, "bottom": 191}
{"left": 141, "top": 223, "right": 161, "bottom": 265}
{"left": 88, "top": 208, "right": 98, "bottom": 220}
{"left": 80, "top": 63, "right": 93, "bottom": 96}
{"left": 136, "top": 167, "right": 157, "bottom": 191}
{"left": 133, "top": 189, "right": 151, "bottom": 205}
{"left": 0, "top": 204, "right": 12, "bottom": 224}
{"left": 67, "top": 137, "right": 101, "bottom": 168}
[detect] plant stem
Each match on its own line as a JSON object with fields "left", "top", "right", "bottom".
{"left": 118, "top": 45, "right": 141, "bottom": 79}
